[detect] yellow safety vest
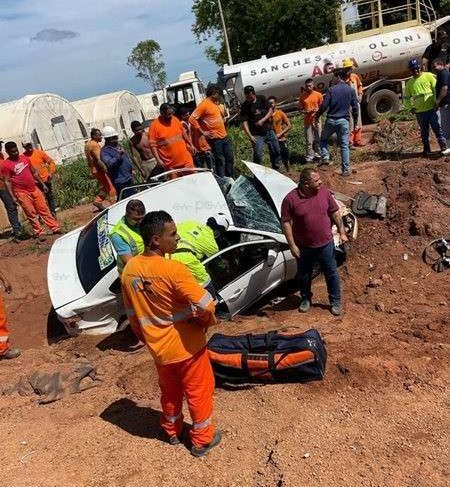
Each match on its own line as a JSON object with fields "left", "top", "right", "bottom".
{"left": 109, "top": 217, "right": 144, "bottom": 274}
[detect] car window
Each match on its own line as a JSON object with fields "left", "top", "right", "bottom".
{"left": 76, "top": 212, "right": 116, "bottom": 293}
{"left": 205, "top": 241, "right": 278, "bottom": 291}
{"left": 216, "top": 175, "right": 281, "bottom": 234}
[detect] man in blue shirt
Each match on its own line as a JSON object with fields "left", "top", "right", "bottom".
{"left": 433, "top": 57, "right": 450, "bottom": 154}
{"left": 100, "top": 126, "right": 134, "bottom": 200}
{"left": 316, "top": 69, "right": 359, "bottom": 177}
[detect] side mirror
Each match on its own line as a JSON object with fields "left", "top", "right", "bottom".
{"left": 266, "top": 248, "right": 278, "bottom": 267}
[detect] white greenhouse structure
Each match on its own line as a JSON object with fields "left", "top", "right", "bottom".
{"left": 137, "top": 90, "right": 165, "bottom": 121}
{"left": 0, "top": 93, "right": 89, "bottom": 163}
{"left": 73, "top": 90, "right": 145, "bottom": 138}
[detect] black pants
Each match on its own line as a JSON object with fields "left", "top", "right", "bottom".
{"left": 207, "top": 137, "right": 234, "bottom": 177}
{"left": 44, "top": 180, "right": 57, "bottom": 216}
{"left": 194, "top": 151, "right": 215, "bottom": 170}
{"left": 0, "top": 188, "right": 22, "bottom": 236}
{"left": 114, "top": 179, "right": 135, "bottom": 201}
{"left": 279, "top": 140, "right": 289, "bottom": 164}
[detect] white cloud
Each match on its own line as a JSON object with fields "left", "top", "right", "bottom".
{"left": 0, "top": 0, "right": 218, "bottom": 102}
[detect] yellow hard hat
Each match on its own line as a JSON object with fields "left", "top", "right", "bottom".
{"left": 342, "top": 58, "right": 354, "bottom": 68}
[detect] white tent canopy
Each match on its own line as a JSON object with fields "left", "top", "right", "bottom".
{"left": 73, "top": 90, "right": 145, "bottom": 138}
{"left": 0, "top": 93, "right": 88, "bottom": 163}
{"left": 137, "top": 90, "right": 165, "bottom": 121}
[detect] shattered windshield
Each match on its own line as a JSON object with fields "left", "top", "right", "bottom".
{"left": 217, "top": 175, "right": 281, "bottom": 234}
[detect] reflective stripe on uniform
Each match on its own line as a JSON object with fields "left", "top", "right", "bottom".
{"left": 164, "top": 412, "right": 182, "bottom": 424}
{"left": 0, "top": 336, "right": 8, "bottom": 342}
{"left": 138, "top": 306, "right": 194, "bottom": 327}
{"left": 193, "top": 416, "right": 211, "bottom": 430}
{"left": 196, "top": 291, "right": 213, "bottom": 310}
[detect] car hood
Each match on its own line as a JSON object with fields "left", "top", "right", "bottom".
{"left": 47, "top": 228, "right": 85, "bottom": 310}
{"left": 244, "top": 161, "right": 296, "bottom": 216}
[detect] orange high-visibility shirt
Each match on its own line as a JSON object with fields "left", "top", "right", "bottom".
{"left": 299, "top": 90, "right": 324, "bottom": 126}
{"left": 191, "top": 125, "right": 211, "bottom": 152}
{"left": 149, "top": 117, "right": 194, "bottom": 170}
{"left": 347, "top": 73, "right": 363, "bottom": 98}
{"left": 85, "top": 139, "right": 102, "bottom": 175}
{"left": 121, "top": 254, "right": 216, "bottom": 366}
{"left": 272, "top": 108, "right": 290, "bottom": 142}
{"left": 189, "top": 98, "right": 227, "bottom": 139}
{"left": 28, "top": 149, "right": 56, "bottom": 182}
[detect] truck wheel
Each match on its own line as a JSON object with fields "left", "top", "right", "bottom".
{"left": 367, "top": 89, "right": 400, "bottom": 122}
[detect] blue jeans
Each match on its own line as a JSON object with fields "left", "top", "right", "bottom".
{"left": 320, "top": 118, "right": 350, "bottom": 173}
{"left": 207, "top": 137, "right": 234, "bottom": 177}
{"left": 416, "top": 109, "right": 446, "bottom": 152}
{"left": 0, "top": 188, "right": 22, "bottom": 236}
{"left": 254, "top": 129, "right": 281, "bottom": 169}
{"left": 114, "top": 179, "right": 135, "bottom": 201}
{"left": 296, "top": 240, "right": 341, "bottom": 306}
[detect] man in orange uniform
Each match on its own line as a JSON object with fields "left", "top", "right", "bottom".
{"left": 149, "top": 104, "right": 194, "bottom": 176}
{"left": 268, "top": 96, "right": 292, "bottom": 170}
{"left": 189, "top": 85, "right": 234, "bottom": 177}
{"left": 343, "top": 59, "right": 364, "bottom": 147}
{"left": 2, "top": 142, "right": 60, "bottom": 239}
{"left": 0, "top": 269, "right": 21, "bottom": 360}
{"left": 299, "top": 79, "right": 324, "bottom": 162}
{"left": 121, "top": 210, "right": 221, "bottom": 457}
{"left": 22, "top": 139, "right": 57, "bottom": 216}
{"left": 85, "top": 128, "right": 116, "bottom": 211}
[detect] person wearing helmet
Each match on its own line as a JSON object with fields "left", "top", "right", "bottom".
{"left": 342, "top": 58, "right": 364, "bottom": 147}
{"left": 170, "top": 214, "right": 230, "bottom": 298}
{"left": 404, "top": 59, "right": 450, "bottom": 156}
{"left": 100, "top": 126, "right": 135, "bottom": 200}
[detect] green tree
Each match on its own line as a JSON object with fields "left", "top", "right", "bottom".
{"left": 127, "top": 40, "right": 167, "bottom": 90}
{"left": 434, "top": 0, "right": 450, "bottom": 16}
{"left": 192, "top": 0, "right": 342, "bottom": 66}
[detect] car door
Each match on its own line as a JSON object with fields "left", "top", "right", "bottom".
{"left": 203, "top": 239, "right": 286, "bottom": 317}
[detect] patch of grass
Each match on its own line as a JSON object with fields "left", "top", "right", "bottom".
{"left": 54, "top": 156, "right": 98, "bottom": 210}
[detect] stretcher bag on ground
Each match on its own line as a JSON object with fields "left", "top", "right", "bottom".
{"left": 207, "top": 329, "right": 326, "bottom": 383}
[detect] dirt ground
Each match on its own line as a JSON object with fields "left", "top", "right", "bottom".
{"left": 0, "top": 134, "right": 449, "bottom": 487}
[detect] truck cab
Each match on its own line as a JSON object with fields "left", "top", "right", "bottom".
{"left": 165, "top": 71, "right": 206, "bottom": 116}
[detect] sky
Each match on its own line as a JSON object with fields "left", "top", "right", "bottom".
{"left": 0, "top": 0, "right": 218, "bottom": 102}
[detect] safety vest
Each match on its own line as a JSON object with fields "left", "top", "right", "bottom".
{"left": 109, "top": 217, "right": 145, "bottom": 274}
{"left": 170, "top": 221, "right": 218, "bottom": 287}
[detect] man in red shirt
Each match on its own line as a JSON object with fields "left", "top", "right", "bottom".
{"left": 281, "top": 168, "right": 348, "bottom": 316}
{"left": 1, "top": 142, "right": 60, "bottom": 238}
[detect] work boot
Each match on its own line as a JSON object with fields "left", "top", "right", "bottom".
{"left": 330, "top": 304, "right": 342, "bottom": 316}
{"left": 1, "top": 348, "right": 21, "bottom": 360}
{"left": 441, "top": 147, "right": 450, "bottom": 156}
{"left": 191, "top": 430, "right": 222, "bottom": 458}
{"left": 298, "top": 298, "right": 311, "bottom": 313}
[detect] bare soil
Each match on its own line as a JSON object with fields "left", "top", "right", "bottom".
{"left": 0, "top": 143, "right": 449, "bottom": 487}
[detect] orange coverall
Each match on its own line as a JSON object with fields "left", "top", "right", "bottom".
{"left": 121, "top": 254, "right": 217, "bottom": 447}
{"left": 347, "top": 72, "right": 364, "bottom": 146}
{"left": 0, "top": 293, "right": 10, "bottom": 355}
{"left": 85, "top": 139, "right": 116, "bottom": 204}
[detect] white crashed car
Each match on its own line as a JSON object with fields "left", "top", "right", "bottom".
{"left": 47, "top": 162, "right": 357, "bottom": 335}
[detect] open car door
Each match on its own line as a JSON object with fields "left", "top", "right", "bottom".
{"left": 203, "top": 239, "right": 286, "bottom": 318}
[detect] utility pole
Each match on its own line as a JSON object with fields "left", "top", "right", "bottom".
{"left": 218, "top": 0, "right": 233, "bottom": 65}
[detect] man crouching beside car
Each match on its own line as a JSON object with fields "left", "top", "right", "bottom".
{"left": 281, "top": 168, "right": 348, "bottom": 316}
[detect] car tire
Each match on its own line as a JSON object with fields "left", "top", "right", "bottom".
{"left": 367, "top": 89, "right": 401, "bottom": 122}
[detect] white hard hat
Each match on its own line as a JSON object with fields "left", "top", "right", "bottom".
{"left": 102, "top": 126, "right": 119, "bottom": 138}
{"left": 21, "top": 137, "right": 33, "bottom": 146}
{"left": 207, "top": 213, "right": 230, "bottom": 233}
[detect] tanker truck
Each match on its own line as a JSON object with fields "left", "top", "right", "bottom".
{"left": 221, "top": 0, "right": 450, "bottom": 121}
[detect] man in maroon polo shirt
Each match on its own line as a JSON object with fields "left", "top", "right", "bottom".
{"left": 281, "top": 168, "right": 348, "bottom": 315}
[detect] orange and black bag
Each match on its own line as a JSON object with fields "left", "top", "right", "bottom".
{"left": 207, "top": 329, "right": 326, "bottom": 383}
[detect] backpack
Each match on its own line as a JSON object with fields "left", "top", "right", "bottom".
{"left": 351, "top": 191, "right": 387, "bottom": 219}
{"left": 207, "top": 328, "right": 327, "bottom": 384}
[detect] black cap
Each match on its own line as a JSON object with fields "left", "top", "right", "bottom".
{"left": 243, "top": 85, "right": 255, "bottom": 95}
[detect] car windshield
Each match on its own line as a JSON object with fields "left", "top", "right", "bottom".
{"left": 76, "top": 212, "right": 116, "bottom": 293}
{"left": 216, "top": 175, "right": 281, "bottom": 234}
